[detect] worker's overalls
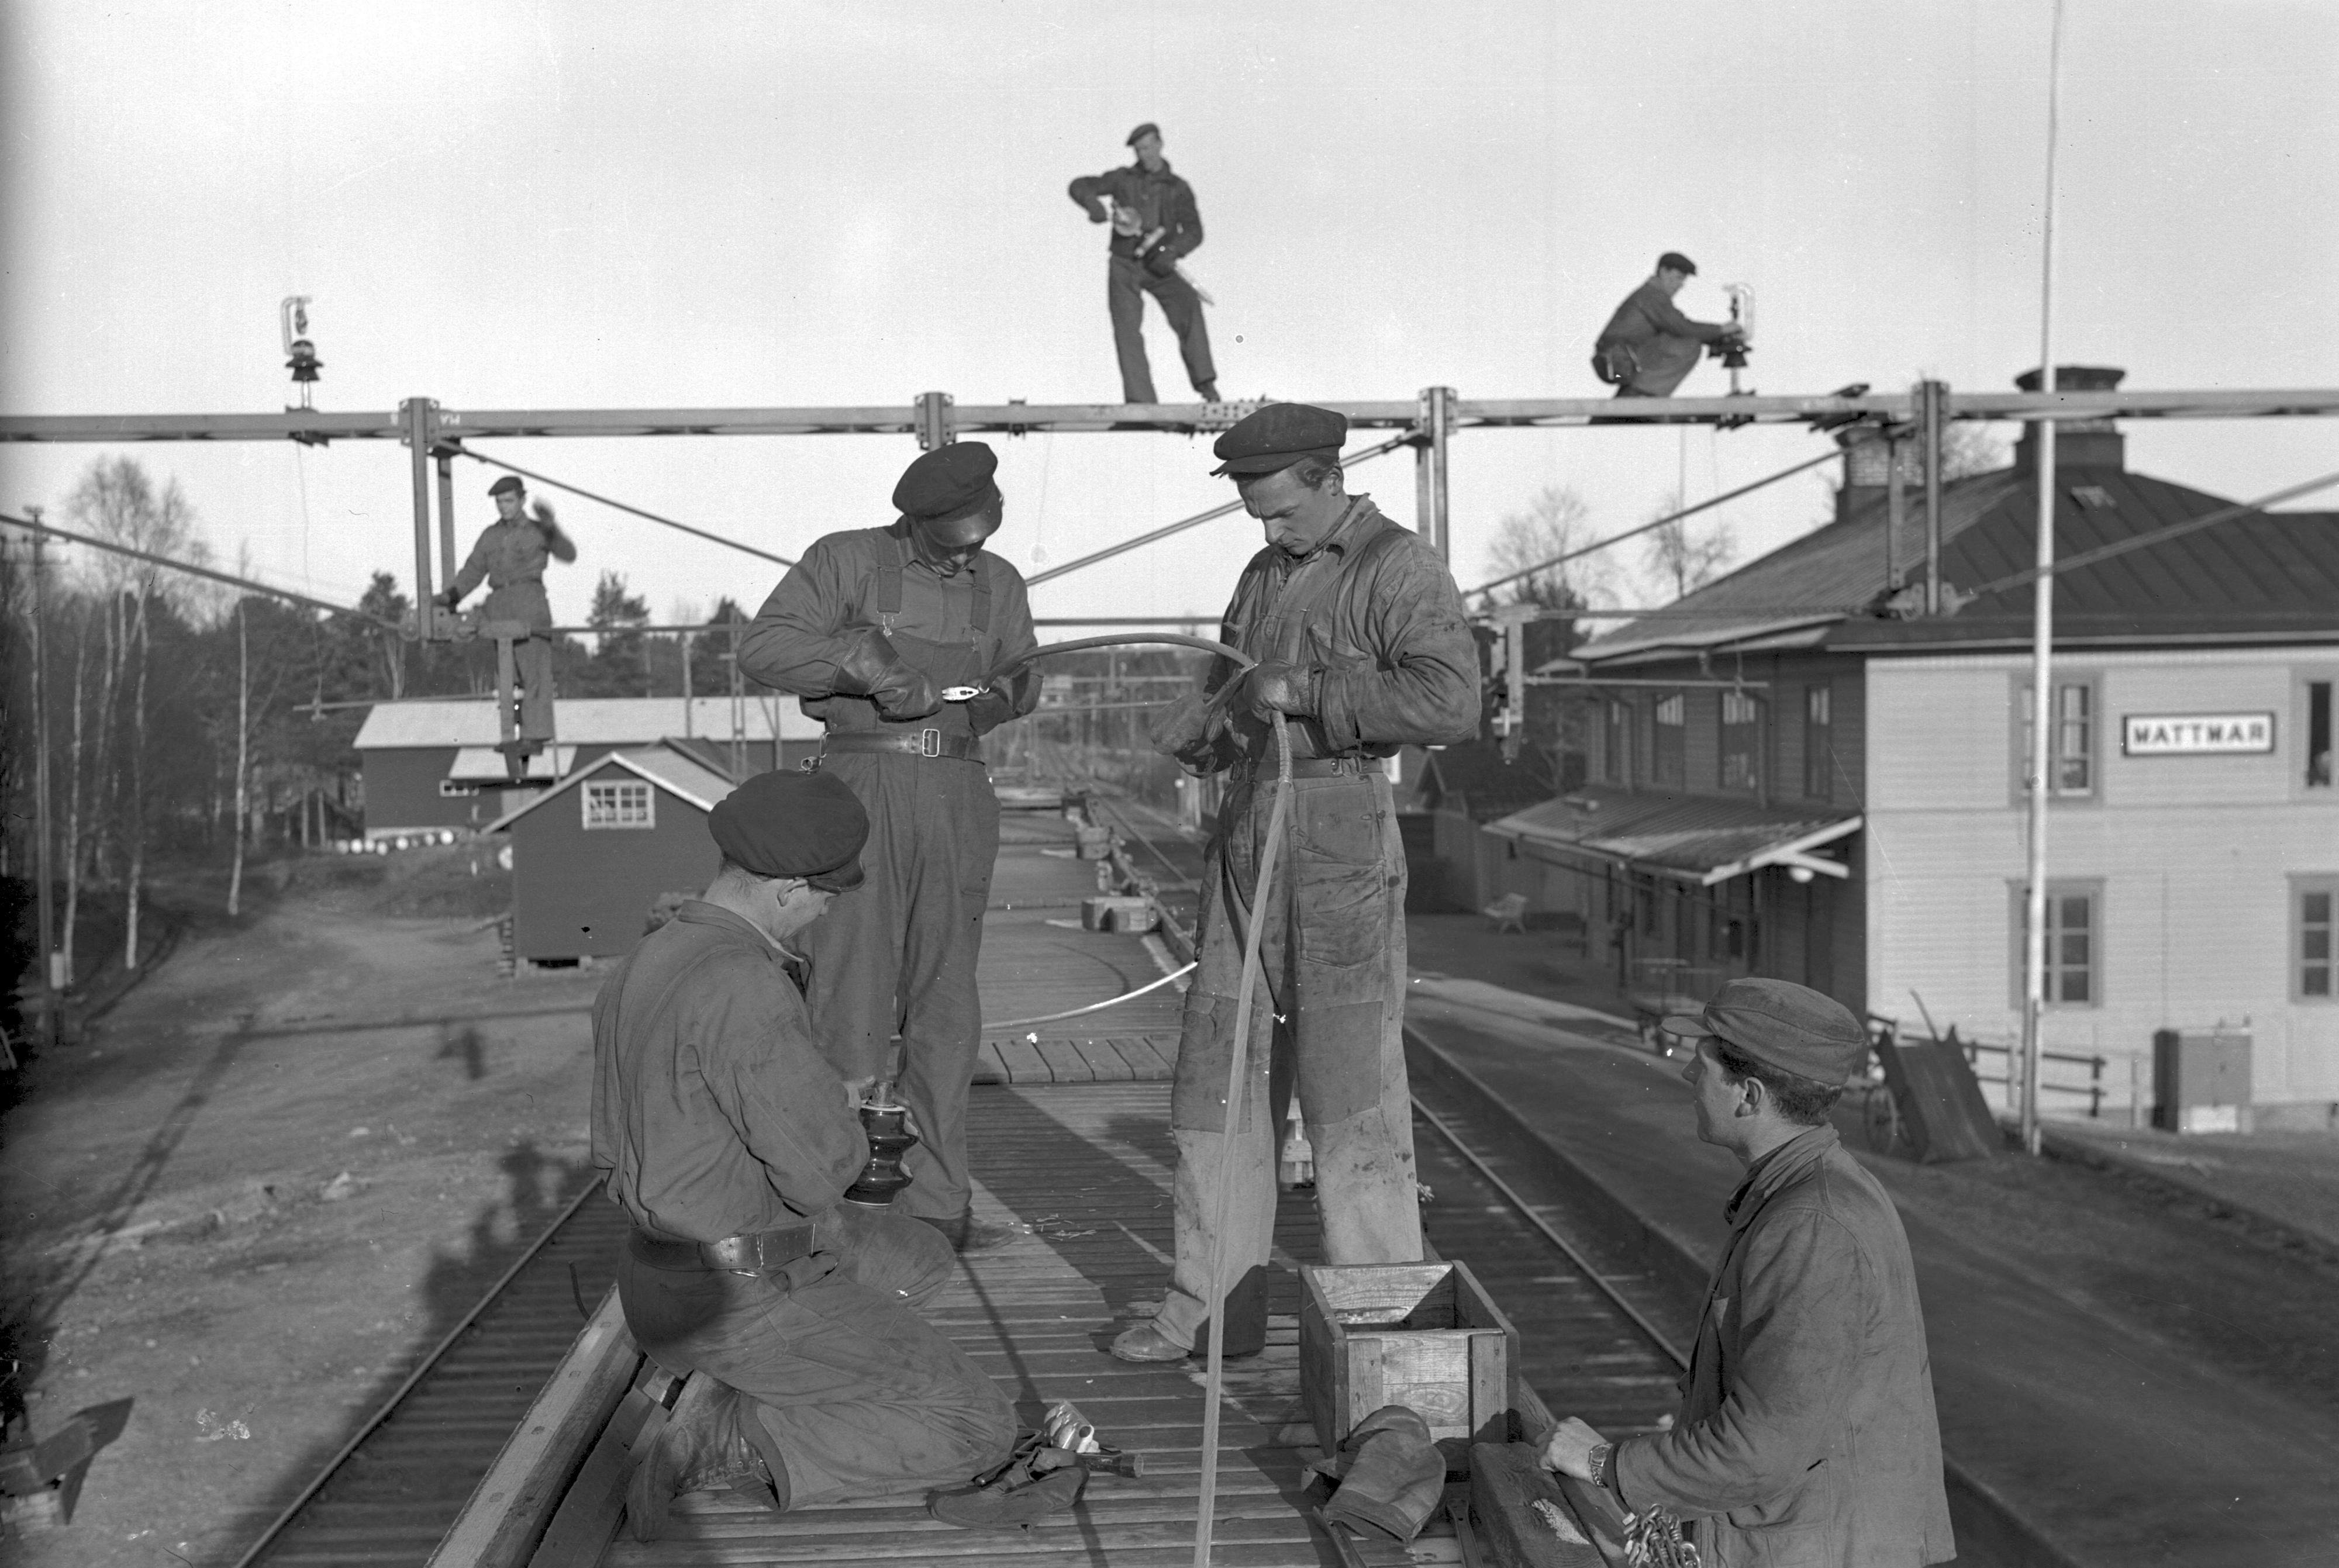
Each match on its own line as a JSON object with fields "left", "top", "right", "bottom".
{"left": 798, "top": 541, "right": 1000, "bottom": 1229}
{"left": 1152, "top": 519, "right": 1424, "bottom": 1353}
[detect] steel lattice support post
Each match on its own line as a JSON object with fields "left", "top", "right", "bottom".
{"left": 435, "top": 448, "right": 458, "bottom": 586}
{"left": 1415, "top": 385, "right": 1453, "bottom": 562}
{"left": 1920, "top": 381, "right": 1947, "bottom": 614}
{"left": 402, "top": 397, "right": 440, "bottom": 634}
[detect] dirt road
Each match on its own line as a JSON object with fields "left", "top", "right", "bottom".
{"left": 1, "top": 851, "right": 603, "bottom": 1567}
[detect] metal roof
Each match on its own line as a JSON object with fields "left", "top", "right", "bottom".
{"left": 1416, "top": 741, "right": 1557, "bottom": 823}
{"left": 478, "top": 745, "right": 739, "bottom": 834}
{"left": 1485, "top": 785, "right": 1860, "bottom": 885}
{"left": 353, "top": 696, "right": 819, "bottom": 750}
{"left": 1575, "top": 458, "right": 2339, "bottom": 664}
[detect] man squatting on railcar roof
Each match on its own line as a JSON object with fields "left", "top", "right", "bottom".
{"left": 1112, "top": 402, "right": 1481, "bottom": 1363}
{"left": 589, "top": 769, "right": 1037, "bottom": 1538}
{"left": 1540, "top": 978, "right": 1955, "bottom": 1568}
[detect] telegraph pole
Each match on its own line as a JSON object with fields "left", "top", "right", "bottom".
{"left": 26, "top": 506, "right": 58, "bottom": 1047}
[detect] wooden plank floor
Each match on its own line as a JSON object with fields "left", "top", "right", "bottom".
{"left": 602, "top": 1083, "right": 1455, "bottom": 1567}
{"left": 977, "top": 841, "right": 1186, "bottom": 1081}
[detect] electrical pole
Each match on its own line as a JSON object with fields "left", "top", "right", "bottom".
{"left": 26, "top": 507, "right": 58, "bottom": 1047}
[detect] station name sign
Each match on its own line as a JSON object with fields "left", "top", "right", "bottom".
{"left": 2121, "top": 712, "right": 2275, "bottom": 756}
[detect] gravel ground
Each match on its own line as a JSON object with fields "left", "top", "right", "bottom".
{"left": 1, "top": 848, "right": 599, "bottom": 1567}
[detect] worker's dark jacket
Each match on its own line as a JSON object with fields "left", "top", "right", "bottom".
{"left": 1595, "top": 280, "right": 1733, "bottom": 355}
{"left": 1068, "top": 160, "right": 1204, "bottom": 264}
{"left": 588, "top": 902, "right": 865, "bottom": 1242}
{"left": 446, "top": 516, "right": 577, "bottom": 626}
{"left": 1613, "top": 1126, "right": 1955, "bottom": 1568}
{"left": 1174, "top": 496, "right": 1479, "bottom": 771}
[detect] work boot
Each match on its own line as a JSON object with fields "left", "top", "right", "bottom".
{"left": 929, "top": 1432, "right": 1088, "bottom": 1529}
{"left": 918, "top": 1211, "right": 1024, "bottom": 1254}
{"left": 625, "top": 1377, "right": 781, "bottom": 1542}
{"left": 1314, "top": 1405, "right": 1445, "bottom": 1543}
{"left": 1109, "top": 1266, "right": 1267, "bottom": 1362}
{"left": 1196, "top": 380, "right": 1220, "bottom": 401}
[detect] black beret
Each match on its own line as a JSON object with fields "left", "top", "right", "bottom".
{"left": 488, "top": 475, "right": 525, "bottom": 496}
{"left": 1657, "top": 251, "right": 1698, "bottom": 276}
{"left": 1126, "top": 122, "right": 1160, "bottom": 147}
{"left": 892, "top": 441, "right": 1001, "bottom": 523}
{"left": 1209, "top": 403, "right": 1348, "bottom": 478}
{"left": 707, "top": 771, "right": 868, "bottom": 891}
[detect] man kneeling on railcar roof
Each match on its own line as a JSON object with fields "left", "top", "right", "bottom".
{"left": 589, "top": 769, "right": 1057, "bottom": 1537}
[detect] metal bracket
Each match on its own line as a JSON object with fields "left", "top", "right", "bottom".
{"left": 914, "top": 391, "right": 955, "bottom": 450}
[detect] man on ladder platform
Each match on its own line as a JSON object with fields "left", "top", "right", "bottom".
{"left": 437, "top": 474, "right": 576, "bottom": 782}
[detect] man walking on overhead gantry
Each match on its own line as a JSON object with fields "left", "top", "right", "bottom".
{"left": 739, "top": 442, "right": 1041, "bottom": 1254}
{"left": 437, "top": 474, "right": 576, "bottom": 755}
{"left": 1068, "top": 122, "right": 1222, "bottom": 404}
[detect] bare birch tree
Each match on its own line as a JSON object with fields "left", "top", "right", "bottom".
{"left": 1641, "top": 491, "right": 1737, "bottom": 601}
{"left": 1481, "top": 486, "right": 1618, "bottom": 611}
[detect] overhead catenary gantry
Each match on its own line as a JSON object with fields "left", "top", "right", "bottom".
{"left": 8, "top": 384, "right": 2338, "bottom": 641}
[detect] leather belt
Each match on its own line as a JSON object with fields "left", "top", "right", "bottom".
{"left": 629, "top": 1222, "right": 817, "bottom": 1275}
{"left": 819, "top": 729, "right": 983, "bottom": 762}
{"left": 1233, "top": 754, "right": 1379, "bottom": 781}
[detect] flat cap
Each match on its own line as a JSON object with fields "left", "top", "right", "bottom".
{"left": 707, "top": 771, "right": 868, "bottom": 892}
{"left": 1209, "top": 402, "right": 1348, "bottom": 478}
{"left": 1657, "top": 251, "right": 1698, "bottom": 277}
{"left": 1126, "top": 122, "right": 1160, "bottom": 146}
{"left": 892, "top": 441, "right": 1001, "bottom": 523}
{"left": 1660, "top": 976, "right": 1867, "bottom": 1085}
{"left": 488, "top": 475, "right": 525, "bottom": 496}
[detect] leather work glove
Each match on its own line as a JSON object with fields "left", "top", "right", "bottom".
{"left": 434, "top": 588, "right": 463, "bottom": 611}
{"left": 832, "top": 627, "right": 943, "bottom": 721}
{"left": 1146, "top": 691, "right": 1216, "bottom": 758}
{"left": 1239, "top": 661, "right": 1319, "bottom": 721}
{"left": 963, "top": 666, "right": 1039, "bottom": 735}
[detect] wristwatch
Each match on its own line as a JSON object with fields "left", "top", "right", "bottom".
{"left": 1587, "top": 1443, "right": 1613, "bottom": 1487}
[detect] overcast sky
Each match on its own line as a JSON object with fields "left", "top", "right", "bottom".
{"left": 3, "top": 1, "right": 2333, "bottom": 632}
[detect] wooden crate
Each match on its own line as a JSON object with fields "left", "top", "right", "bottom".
{"left": 1299, "top": 1260, "right": 1519, "bottom": 1453}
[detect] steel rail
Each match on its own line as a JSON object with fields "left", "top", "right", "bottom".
{"left": 227, "top": 1176, "right": 610, "bottom": 1568}
{"left": 1408, "top": 1086, "right": 1690, "bottom": 1371}
{"left": 8, "top": 389, "right": 2339, "bottom": 444}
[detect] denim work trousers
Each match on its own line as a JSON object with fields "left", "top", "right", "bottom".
{"left": 616, "top": 1207, "right": 1015, "bottom": 1508}
{"left": 798, "top": 750, "right": 1001, "bottom": 1223}
{"left": 1614, "top": 334, "right": 1706, "bottom": 399}
{"left": 1108, "top": 255, "right": 1216, "bottom": 403}
{"left": 1153, "top": 769, "right": 1423, "bottom": 1350}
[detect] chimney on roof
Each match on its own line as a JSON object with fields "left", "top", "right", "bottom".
{"left": 2014, "top": 364, "right": 2126, "bottom": 472}
{"left": 1836, "top": 428, "right": 1923, "bottom": 527}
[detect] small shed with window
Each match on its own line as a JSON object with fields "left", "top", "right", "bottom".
{"left": 482, "top": 743, "right": 739, "bottom": 964}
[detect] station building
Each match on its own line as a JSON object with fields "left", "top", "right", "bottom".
{"left": 351, "top": 696, "right": 819, "bottom": 840}
{"left": 1490, "top": 384, "right": 2339, "bottom": 1124}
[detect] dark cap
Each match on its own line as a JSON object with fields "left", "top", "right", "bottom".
{"left": 1209, "top": 402, "right": 1348, "bottom": 478}
{"left": 488, "top": 475, "right": 525, "bottom": 497}
{"left": 706, "top": 771, "right": 868, "bottom": 892}
{"left": 892, "top": 441, "right": 1001, "bottom": 524}
{"left": 1657, "top": 251, "right": 1698, "bottom": 277}
{"left": 1126, "top": 122, "right": 1161, "bottom": 147}
{"left": 1659, "top": 977, "right": 1867, "bottom": 1085}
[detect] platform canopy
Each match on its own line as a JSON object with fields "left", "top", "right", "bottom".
{"left": 1486, "top": 786, "right": 1861, "bottom": 886}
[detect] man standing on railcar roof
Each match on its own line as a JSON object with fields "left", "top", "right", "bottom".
{"left": 1068, "top": 122, "right": 1222, "bottom": 404}
{"left": 593, "top": 771, "right": 1026, "bottom": 1538}
{"left": 738, "top": 441, "right": 1040, "bottom": 1253}
{"left": 1540, "top": 978, "right": 1955, "bottom": 1567}
{"left": 1112, "top": 402, "right": 1480, "bottom": 1363}
{"left": 437, "top": 474, "right": 575, "bottom": 753}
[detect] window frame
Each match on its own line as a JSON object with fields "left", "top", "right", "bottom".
{"left": 2009, "top": 878, "right": 2105, "bottom": 1010}
{"left": 1719, "top": 689, "right": 1762, "bottom": 796}
{"left": 2300, "top": 671, "right": 2334, "bottom": 795}
{"left": 438, "top": 779, "right": 481, "bottom": 798}
{"left": 1652, "top": 692, "right": 1686, "bottom": 789}
{"left": 2013, "top": 672, "right": 2101, "bottom": 804}
{"left": 2295, "top": 875, "right": 2338, "bottom": 1004}
{"left": 582, "top": 778, "right": 657, "bottom": 830}
{"left": 1604, "top": 699, "right": 1634, "bottom": 786}
{"left": 1802, "top": 680, "right": 1833, "bottom": 803}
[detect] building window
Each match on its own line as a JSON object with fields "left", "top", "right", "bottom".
{"left": 2298, "top": 879, "right": 2337, "bottom": 1001}
{"left": 1605, "top": 700, "right": 1632, "bottom": 785}
{"left": 2012, "top": 882, "right": 2101, "bottom": 1007}
{"left": 2020, "top": 679, "right": 2096, "bottom": 798}
{"left": 438, "top": 779, "right": 480, "bottom": 797}
{"left": 1653, "top": 693, "right": 1686, "bottom": 788}
{"left": 584, "top": 780, "right": 654, "bottom": 830}
{"left": 2308, "top": 681, "right": 2332, "bottom": 789}
{"left": 1720, "top": 690, "right": 1761, "bottom": 794}
{"left": 1802, "top": 682, "right": 1833, "bottom": 802}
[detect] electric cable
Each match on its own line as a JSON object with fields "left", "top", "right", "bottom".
{"left": 1, "top": 513, "right": 396, "bottom": 630}
{"left": 979, "top": 962, "right": 1196, "bottom": 1031}
{"left": 1964, "top": 467, "right": 2339, "bottom": 600}
{"left": 449, "top": 444, "right": 795, "bottom": 567}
